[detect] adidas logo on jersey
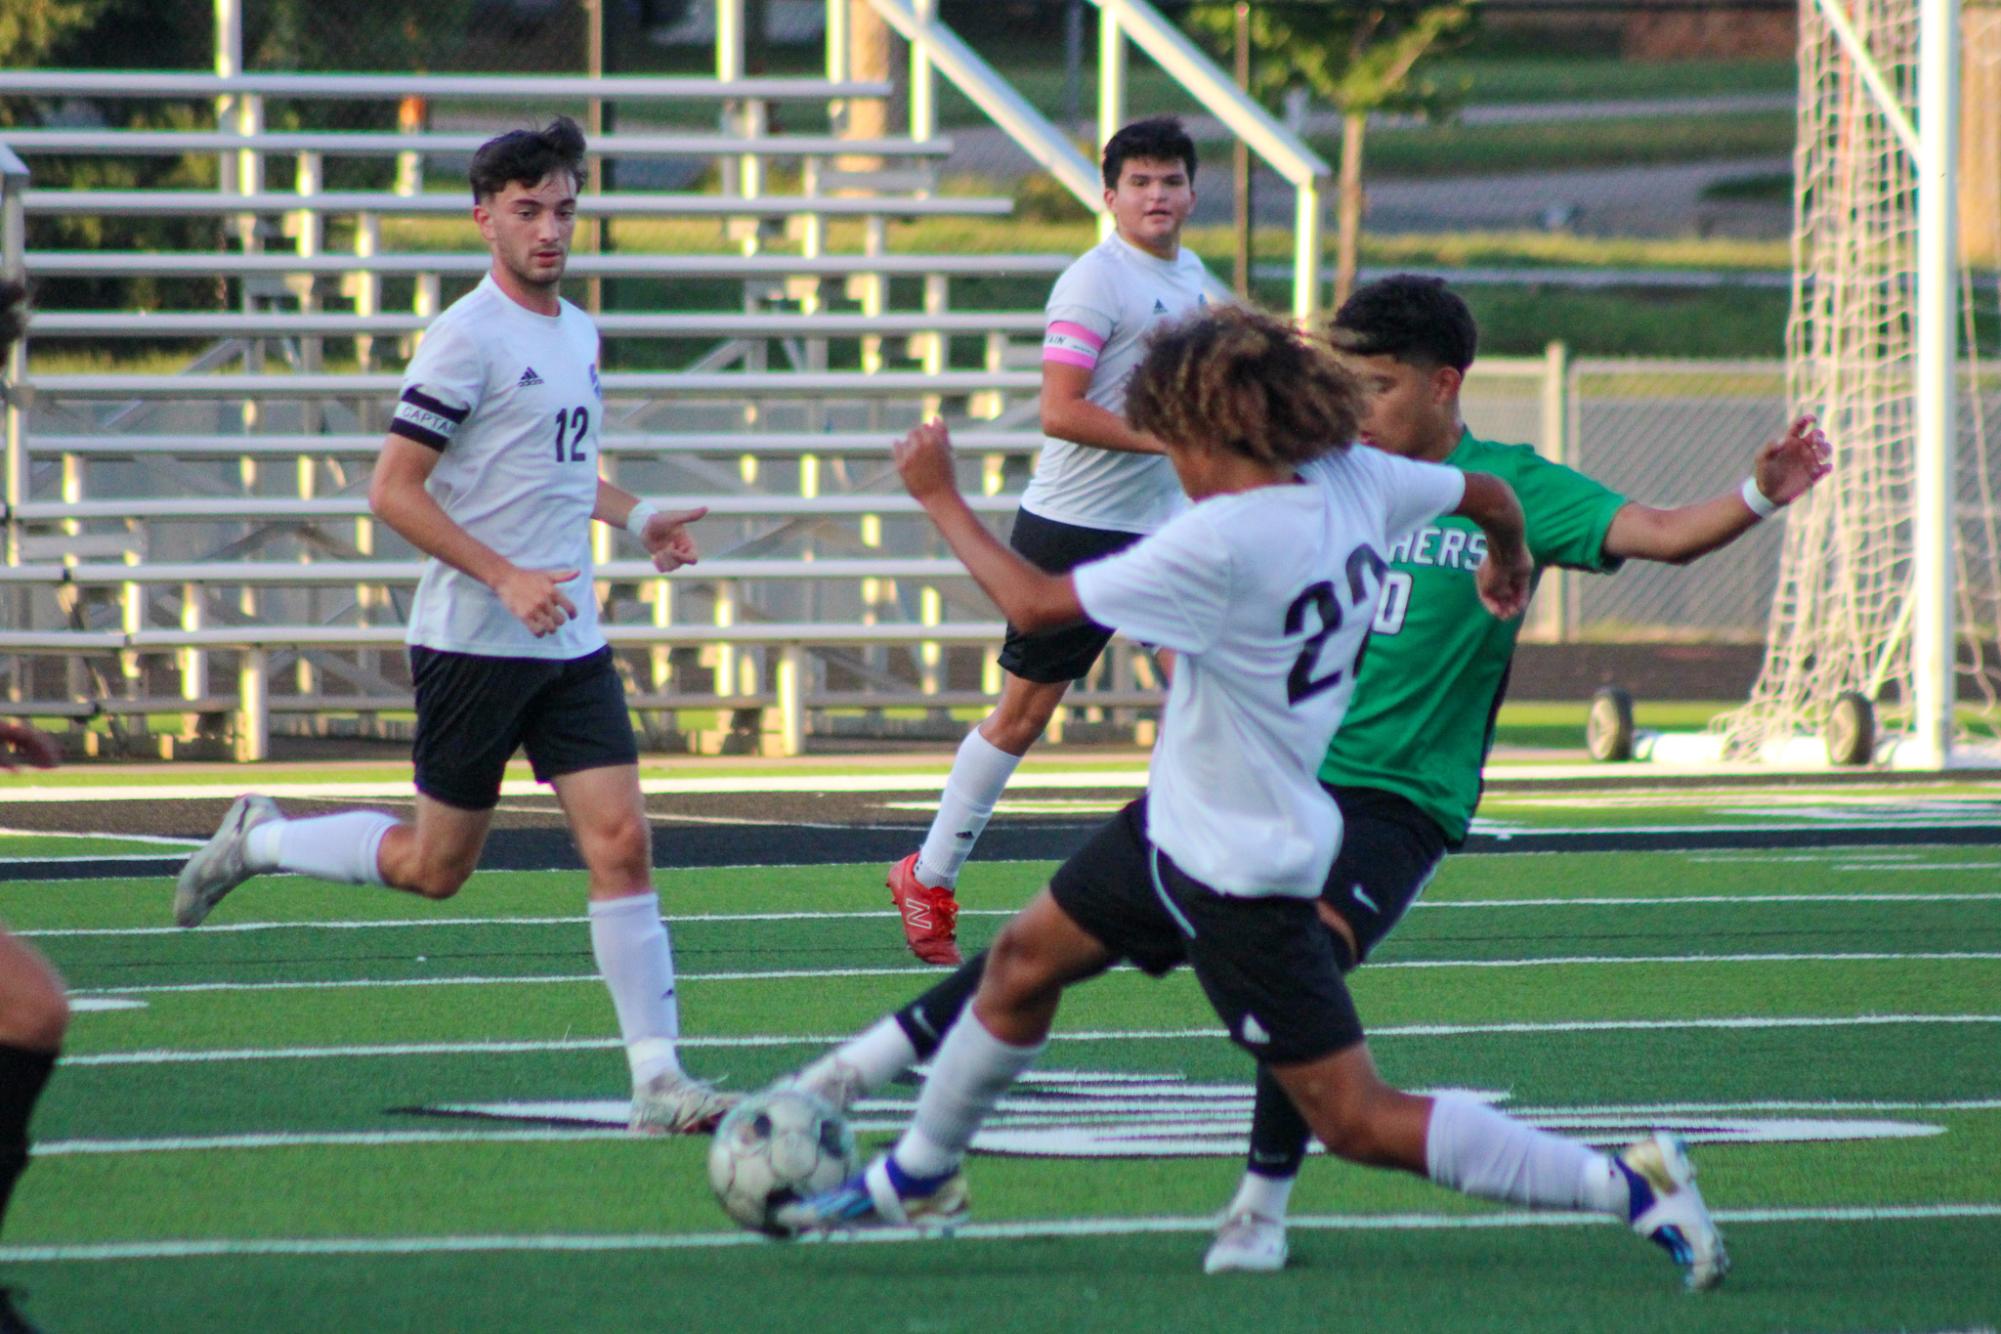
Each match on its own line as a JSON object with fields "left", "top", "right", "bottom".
{"left": 1239, "top": 1014, "right": 1270, "bottom": 1046}
{"left": 1153, "top": 299, "right": 1168, "bottom": 314}
{"left": 517, "top": 366, "right": 545, "bottom": 388}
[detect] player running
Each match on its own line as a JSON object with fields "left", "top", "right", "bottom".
{"left": 776, "top": 307, "right": 1730, "bottom": 1293}
{"left": 173, "top": 120, "right": 734, "bottom": 1135}
{"left": 888, "top": 116, "right": 1213, "bottom": 966}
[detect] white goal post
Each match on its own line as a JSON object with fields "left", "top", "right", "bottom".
{"left": 1714, "top": 0, "right": 1981, "bottom": 770}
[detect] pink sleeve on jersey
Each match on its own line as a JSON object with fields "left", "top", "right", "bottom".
{"left": 1043, "top": 319, "right": 1106, "bottom": 370}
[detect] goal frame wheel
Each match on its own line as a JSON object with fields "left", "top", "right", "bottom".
{"left": 1586, "top": 685, "right": 1636, "bottom": 762}
{"left": 1824, "top": 690, "right": 1877, "bottom": 766}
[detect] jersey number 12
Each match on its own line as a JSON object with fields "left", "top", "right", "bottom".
{"left": 553, "top": 407, "right": 590, "bottom": 462}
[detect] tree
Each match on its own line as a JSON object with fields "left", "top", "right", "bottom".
{"left": 1188, "top": 0, "right": 1475, "bottom": 307}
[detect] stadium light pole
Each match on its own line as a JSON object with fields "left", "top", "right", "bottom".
{"left": 1910, "top": 0, "right": 1962, "bottom": 769}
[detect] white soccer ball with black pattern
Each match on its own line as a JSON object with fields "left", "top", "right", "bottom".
{"left": 707, "top": 1087, "right": 858, "bottom": 1236}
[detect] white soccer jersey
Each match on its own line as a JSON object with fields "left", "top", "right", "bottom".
{"left": 389, "top": 275, "right": 606, "bottom": 660}
{"left": 1072, "top": 449, "right": 1468, "bottom": 896}
{"left": 1025, "top": 234, "right": 1212, "bottom": 534}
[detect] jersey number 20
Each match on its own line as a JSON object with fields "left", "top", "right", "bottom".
{"left": 1283, "top": 545, "right": 1387, "bottom": 706}
{"left": 553, "top": 407, "right": 590, "bottom": 462}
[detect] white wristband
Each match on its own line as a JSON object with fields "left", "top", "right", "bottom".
{"left": 625, "top": 500, "right": 660, "bottom": 541}
{"left": 1739, "top": 476, "right": 1780, "bottom": 520}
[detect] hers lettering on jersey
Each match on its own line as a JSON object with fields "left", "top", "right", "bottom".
{"left": 1373, "top": 526, "right": 1486, "bottom": 638}
{"left": 1284, "top": 542, "right": 1388, "bottom": 705}
{"left": 1386, "top": 523, "right": 1487, "bottom": 572}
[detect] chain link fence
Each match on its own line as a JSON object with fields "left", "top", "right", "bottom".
{"left": 1463, "top": 356, "right": 1789, "bottom": 642}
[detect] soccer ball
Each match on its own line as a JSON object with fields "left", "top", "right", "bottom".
{"left": 707, "top": 1087, "right": 858, "bottom": 1236}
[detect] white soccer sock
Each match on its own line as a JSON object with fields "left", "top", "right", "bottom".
{"left": 803, "top": 1016, "right": 918, "bottom": 1095}
{"left": 914, "top": 728, "right": 1024, "bottom": 888}
{"left": 1228, "top": 1170, "right": 1296, "bottom": 1221}
{"left": 890, "top": 1013, "right": 1043, "bottom": 1179}
{"left": 246, "top": 812, "right": 395, "bottom": 886}
{"left": 587, "top": 892, "right": 684, "bottom": 1087}
{"left": 1425, "top": 1092, "right": 1629, "bottom": 1216}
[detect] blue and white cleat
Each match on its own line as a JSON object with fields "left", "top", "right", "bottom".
{"left": 773, "top": 1153, "right": 969, "bottom": 1236}
{"left": 1620, "top": 1132, "right": 1729, "bottom": 1291}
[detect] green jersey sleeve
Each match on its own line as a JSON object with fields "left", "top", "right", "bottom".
{"left": 1496, "top": 446, "right": 1629, "bottom": 574}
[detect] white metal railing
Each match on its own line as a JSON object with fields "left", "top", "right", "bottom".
{"left": 858, "top": 0, "right": 1102, "bottom": 210}
{"left": 0, "top": 70, "right": 891, "bottom": 102}
{"left": 21, "top": 188, "right": 1010, "bottom": 219}
{"left": 0, "top": 129, "right": 947, "bottom": 159}
{"left": 19, "top": 251, "right": 1070, "bottom": 279}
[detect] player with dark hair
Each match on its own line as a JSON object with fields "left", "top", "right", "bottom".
{"left": 173, "top": 119, "right": 735, "bottom": 1134}
{"left": 1189, "top": 271, "right": 1829, "bottom": 1270}
{"left": 885, "top": 115, "right": 1211, "bottom": 966}
{"left": 0, "top": 276, "right": 65, "bottom": 1334}
{"left": 789, "top": 274, "right": 1826, "bottom": 1280}
{"left": 778, "top": 308, "right": 1725, "bottom": 1293}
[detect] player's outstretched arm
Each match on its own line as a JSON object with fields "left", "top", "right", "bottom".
{"left": 369, "top": 434, "right": 578, "bottom": 637}
{"left": 1456, "top": 473, "right": 1533, "bottom": 620}
{"left": 594, "top": 480, "right": 710, "bottom": 573}
{"left": 895, "top": 420, "right": 1087, "bottom": 631}
{"left": 0, "top": 721, "right": 59, "bottom": 772}
{"left": 1040, "top": 361, "right": 1167, "bottom": 456}
{"left": 1602, "top": 413, "right": 1833, "bottom": 565}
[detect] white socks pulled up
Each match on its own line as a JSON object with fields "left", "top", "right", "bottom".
{"left": 915, "top": 728, "right": 1023, "bottom": 888}
{"left": 891, "top": 1013, "right": 1043, "bottom": 1179}
{"left": 588, "top": 891, "right": 684, "bottom": 1087}
{"left": 245, "top": 811, "right": 396, "bottom": 886}
{"left": 1425, "top": 1091, "right": 1628, "bottom": 1216}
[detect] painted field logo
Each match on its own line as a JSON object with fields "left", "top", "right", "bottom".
{"left": 416, "top": 1069, "right": 1941, "bottom": 1158}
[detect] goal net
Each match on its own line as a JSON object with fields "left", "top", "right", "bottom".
{"left": 1720, "top": 0, "right": 2001, "bottom": 761}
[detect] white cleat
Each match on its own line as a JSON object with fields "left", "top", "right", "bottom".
{"left": 1622, "top": 1131, "right": 1730, "bottom": 1291}
{"left": 174, "top": 794, "right": 281, "bottom": 928}
{"left": 1203, "top": 1209, "right": 1289, "bottom": 1274}
{"left": 629, "top": 1071, "right": 739, "bottom": 1135}
{"left": 786, "top": 1055, "right": 869, "bottom": 1113}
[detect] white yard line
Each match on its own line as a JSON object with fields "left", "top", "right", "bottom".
{"left": 0, "top": 827, "right": 203, "bottom": 849}
{"left": 21, "top": 889, "right": 2001, "bottom": 939}
{"left": 65, "top": 950, "right": 2001, "bottom": 1000}
{"left": 31, "top": 1097, "right": 2001, "bottom": 1160}
{"left": 55, "top": 1013, "right": 2001, "bottom": 1068}
{"left": 4, "top": 1203, "right": 1998, "bottom": 1264}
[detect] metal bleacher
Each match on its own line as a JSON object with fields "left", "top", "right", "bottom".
{"left": 0, "top": 0, "right": 1324, "bottom": 759}
{"left": 0, "top": 63, "right": 1120, "bottom": 759}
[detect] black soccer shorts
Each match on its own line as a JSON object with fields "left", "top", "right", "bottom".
{"left": 1318, "top": 785, "right": 1450, "bottom": 964}
{"left": 995, "top": 508, "right": 1143, "bottom": 684}
{"left": 1049, "top": 798, "right": 1365, "bottom": 1065}
{"left": 409, "top": 644, "right": 639, "bottom": 810}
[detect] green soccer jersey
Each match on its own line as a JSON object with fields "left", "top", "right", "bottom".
{"left": 1318, "top": 429, "right": 1628, "bottom": 842}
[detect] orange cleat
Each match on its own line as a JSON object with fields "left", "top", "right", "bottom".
{"left": 887, "top": 851, "right": 962, "bottom": 965}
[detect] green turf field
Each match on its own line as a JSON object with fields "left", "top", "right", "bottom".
{"left": 4, "top": 823, "right": 2000, "bottom": 1333}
